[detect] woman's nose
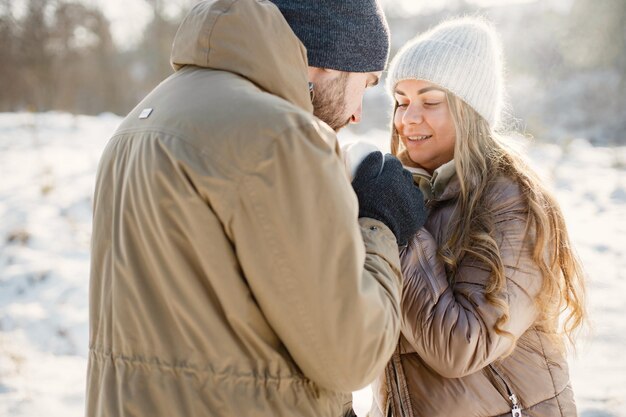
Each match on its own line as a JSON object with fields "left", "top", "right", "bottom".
{"left": 403, "top": 104, "right": 423, "bottom": 125}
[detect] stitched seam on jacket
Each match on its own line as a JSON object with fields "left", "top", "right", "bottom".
{"left": 536, "top": 328, "right": 565, "bottom": 416}
{"left": 109, "top": 127, "right": 234, "bottom": 176}
{"left": 89, "top": 348, "right": 311, "bottom": 384}
{"left": 205, "top": 0, "right": 238, "bottom": 66}
{"left": 105, "top": 129, "right": 238, "bottom": 228}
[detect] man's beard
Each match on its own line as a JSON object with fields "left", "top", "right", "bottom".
{"left": 311, "top": 73, "right": 351, "bottom": 132}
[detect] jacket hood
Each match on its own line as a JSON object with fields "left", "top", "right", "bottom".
{"left": 170, "top": 0, "right": 313, "bottom": 113}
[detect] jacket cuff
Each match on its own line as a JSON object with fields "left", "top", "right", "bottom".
{"left": 358, "top": 218, "right": 401, "bottom": 277}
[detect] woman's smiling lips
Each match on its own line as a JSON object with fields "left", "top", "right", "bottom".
{"left": 403, "top": 134, "right": 433, "bottom": 141}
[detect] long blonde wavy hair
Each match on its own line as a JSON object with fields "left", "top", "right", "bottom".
{"left": 391, "top": 93, "right": 586, "bottom": 348}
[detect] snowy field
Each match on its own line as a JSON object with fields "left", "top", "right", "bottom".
{"left": 0, "top": 112, "right": 625, "bottom": 417}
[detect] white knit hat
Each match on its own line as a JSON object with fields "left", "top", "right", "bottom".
{"left": 387, "top": 17, "right": 504, "bottom": 128}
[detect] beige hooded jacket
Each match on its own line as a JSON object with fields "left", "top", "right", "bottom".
{"left": 86, "top": 1, "right": 403, "bottom": 416}
{"left": 370, "top": 165, "right": 576, "bottom": 417}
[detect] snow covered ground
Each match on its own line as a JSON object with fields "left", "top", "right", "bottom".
{"left": 0, "top": 112, "right": 624, "bottom": 417}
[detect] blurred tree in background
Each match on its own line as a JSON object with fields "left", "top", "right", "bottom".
{"left": 0, "top": 0, "right": 624, "bottom": 144}
{"left": 0, "top": 0, "right": 179, "bottom": 115}
{"left": 1, "top": 0, "right": 122, "bottom": 112}
{"left": 133, "top": 0, "right": 180, "bottom": 98}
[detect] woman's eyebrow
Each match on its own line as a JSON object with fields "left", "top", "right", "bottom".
{"left": 394, "top": 86, "right": 445, "bottom": 96}
{"left": 417, "top": 86, "right": 444, "bottom": 95}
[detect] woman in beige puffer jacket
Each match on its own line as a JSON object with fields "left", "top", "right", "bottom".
{"left": 370, "top": 17, "right": 587, "bottom": 417}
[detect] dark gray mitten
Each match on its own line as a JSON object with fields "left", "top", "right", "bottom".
{"left": 352, "top": 153, "right": 427, "bottom": 246}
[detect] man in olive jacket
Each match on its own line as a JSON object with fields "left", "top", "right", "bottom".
{"left": 87, "top": 1, "right": 425, "bottom": 416}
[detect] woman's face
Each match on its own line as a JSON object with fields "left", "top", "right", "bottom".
{"left": 393, "top": 79, "right": 456, "bottom": 173}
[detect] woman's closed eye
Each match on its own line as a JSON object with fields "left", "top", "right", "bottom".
{"left": 396, "top": 101, "right": 442, "bottom": 108}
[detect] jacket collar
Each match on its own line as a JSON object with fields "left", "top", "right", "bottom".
{"left": 405, "top": 159, "right": 459, "bottom": 201}
{"left": 170, "top": 0, "right": 313, "bottom": 113}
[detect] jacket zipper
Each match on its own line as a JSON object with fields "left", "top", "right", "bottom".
{"left": 489, "top": 364, "right": 523, "bottom": 417}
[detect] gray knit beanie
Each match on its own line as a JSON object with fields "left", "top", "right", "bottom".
{"left": 387, "top": 17, "right": 504, "bottom": 127}
{"left": 271, "top": 0, "right": 390, "bottom": 72}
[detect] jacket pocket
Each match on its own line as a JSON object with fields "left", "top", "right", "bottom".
{"left": 485, "top": 364, "right": 524, "bottom": 416}
{"left": 483, "top": 365, "right": 509, "bottom": 400}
